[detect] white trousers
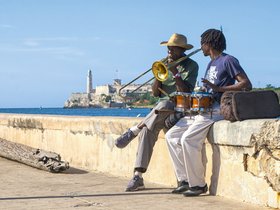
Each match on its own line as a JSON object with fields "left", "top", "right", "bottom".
{"left": 165, "top": 105, "right": 223, "bottom": 187}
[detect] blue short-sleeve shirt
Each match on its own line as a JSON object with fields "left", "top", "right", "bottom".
{"left": 204, "top": 53, "right": 246, "bottom": 103}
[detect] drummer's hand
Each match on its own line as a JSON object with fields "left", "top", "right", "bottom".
{"left": 201, "top": 78, "right": 211, "bottom": 85}
{"left": 200, "top": 86, "right": 207, "bottom": 92}
{"left": 201, "top": 78, "right": 220, "bottom": 92}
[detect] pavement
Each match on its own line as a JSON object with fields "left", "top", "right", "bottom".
{"left": 0, "top": 157, "right": 272, "bottom": 210}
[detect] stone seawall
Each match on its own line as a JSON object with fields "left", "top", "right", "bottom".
{"left": 0, "top": 114, "right": 279, "bottom": 208}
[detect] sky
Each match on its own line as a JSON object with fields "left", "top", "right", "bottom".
{"left": 0, "top": 0, "right": 279, "bottom": 108}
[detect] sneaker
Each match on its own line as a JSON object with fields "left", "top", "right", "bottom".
{"left": 172, "top": 180, "right": 190, "bottom": 194}
{"left": 115, "top": 129, "right": 137, "bottom": 148}
{"left": 125, "top": 175, "right": 145, "bottom": 192}
{"left": 183, "top": 184, "right": 208, "bottom": 197}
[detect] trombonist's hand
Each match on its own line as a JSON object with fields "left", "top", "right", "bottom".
{"left": 169, "top": 65, "right": 178, "bottom": 76}
{"left": 152, "top": 78, "right": 162, "bottom": 97}
{"left": 201, "top": 78, "right": 221, "bottom": 92}
{"left": 167, "top": 58, "right": 179, "bottom": 76}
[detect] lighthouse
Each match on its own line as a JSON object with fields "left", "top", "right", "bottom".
{"left": 87, "top": 69, "right": 93, "bottom": 93}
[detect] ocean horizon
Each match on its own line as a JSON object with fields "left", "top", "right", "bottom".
{"left": 0, "top": 107, "right": 151, "bottom": 118}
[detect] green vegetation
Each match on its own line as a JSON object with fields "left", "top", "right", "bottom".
{"left": 254, "top": 85, "right": 280, "bottom": 99}
{"left": 254, "top": 84, "right": 280, "bottom": 90}
{"left": 128, "top": 92, "right": 159, "bottom": 107}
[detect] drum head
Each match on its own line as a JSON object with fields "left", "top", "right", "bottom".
{"left": 191, "top": 92, "right": 212, "bottom": 97}
{"left": 173, "top": 92, "right": 191, "bottom": 96}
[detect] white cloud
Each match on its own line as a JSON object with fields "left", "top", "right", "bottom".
{"left": 0, "top": 24, "right": 14, "bottom": 29}
{"left": 23, "top": 40, "right": 40, "bottom": 47}
{"left": 0, "top": 46, "right": 85, "bottom": 58}
{"left": 3, "top": 46, "right": 83, "bottom": 54}
{"left": 16, "top": 37, "right": 86, "bottom": 57}
{"left": 0, "top": 36, "right": 105, "bottom": 59}
{"left": 22, "top": 36, "right": 100, "bottom": 47}
{"left": 24, "top": 37, "right": 79, "bottom": 42}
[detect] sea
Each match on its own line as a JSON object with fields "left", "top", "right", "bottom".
{"left": 0, "top": 107, "right": 151, "bottom": 118}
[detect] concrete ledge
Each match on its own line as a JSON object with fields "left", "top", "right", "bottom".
{"left": 209, "top": 119, "right": 279, "bottom": 147}
{"left": 0, "top": 114, "right": 279, "bottom": 209}
{"left": 208, "top": 119, "right": 278, "bottom": 146}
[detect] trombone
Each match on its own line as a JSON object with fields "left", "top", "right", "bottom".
{"left": 118, "top": 48, "right": 201, "bottom": 97}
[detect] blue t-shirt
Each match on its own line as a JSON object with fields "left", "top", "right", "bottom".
{"left": 204, "top": 53, "right": 246, "bottom": 103}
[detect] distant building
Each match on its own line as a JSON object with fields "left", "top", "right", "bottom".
{"left": 64, "top": 70, "right": 152, "bottom": 108}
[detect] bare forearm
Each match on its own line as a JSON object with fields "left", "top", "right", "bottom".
{"left": 201, "top": 73, "right": 252, "bottom": 93}
{"left": 152, "top": 80, "right": 162, "bottom": 97}
{"left": 217, "top": 80, "right": 252, "bottom": 92}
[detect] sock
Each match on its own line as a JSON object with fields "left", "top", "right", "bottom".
{"left": 134, "top": 171, "right": 142, "bottom": 178}
{"left": 130, "top": 125, "right": 141, "bottom": 135}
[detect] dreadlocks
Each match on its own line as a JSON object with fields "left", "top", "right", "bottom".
{"left": 201, "top": 29, "right": 226, "bottom": 52}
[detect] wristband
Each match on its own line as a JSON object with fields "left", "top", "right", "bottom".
{"left": 172, "top": 72, "right": 181, "bottom": 79}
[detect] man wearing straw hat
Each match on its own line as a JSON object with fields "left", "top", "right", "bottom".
{"left": 115, "top": 33, "right": 199, "bottom": 191}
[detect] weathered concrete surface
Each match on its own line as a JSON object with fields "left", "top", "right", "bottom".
{"left": 209, "top": 119, "right": 280, "bottom": 198}
{"left": 0, "top": 157, "right": 273, "bottom": 210}
{"left": 0, "top": 114, "right": 279, "bottom": 208}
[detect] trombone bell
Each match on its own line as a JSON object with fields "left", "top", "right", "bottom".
{"left": 152, "top": 61, "right": 168, "bottom": 82}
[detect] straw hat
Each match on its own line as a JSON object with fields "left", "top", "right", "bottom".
{"left": 160, "top": 33, "right": 193, "bottom": 50}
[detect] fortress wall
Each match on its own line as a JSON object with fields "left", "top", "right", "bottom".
{"left": 69, "top": 93, "right": 89, "bottom": 100}
{"left": 95, "top": 85, "right": 110, "bottom": 95}
{"left": 0, "top": 114, "right": 279, "bottom": 209}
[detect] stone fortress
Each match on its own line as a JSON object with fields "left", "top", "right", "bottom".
{"left": 64, "top": 70, "right": 152, "bottom": 108}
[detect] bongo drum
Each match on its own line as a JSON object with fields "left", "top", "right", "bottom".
{"left": 191, "top": 92, "right": 213, "bottom": 112}
{"left": 172, "top": 92, "right": 191, "bottom": 112}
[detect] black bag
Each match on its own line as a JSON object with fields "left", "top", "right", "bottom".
{"left": 220, "top": 90, "right": 280, "bottom": 122}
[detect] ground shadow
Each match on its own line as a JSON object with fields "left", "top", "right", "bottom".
{"left": 209, "top": 144, "right": 221, "bottom": 195}
{"left": 207, "top": 128, "right": 221, "bottom": 195}
{"left": 63, "top": 167, "right": 88, "bottom": 174}
{"left": 0, "top": 191, "right": 172, "bottom": 201}
{"left": 142, "top": 187, "right": 173, "bottom": 191}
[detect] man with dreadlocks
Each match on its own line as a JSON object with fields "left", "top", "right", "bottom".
{"left": 165, "top": 28, "right": 252, "bottom": 196}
